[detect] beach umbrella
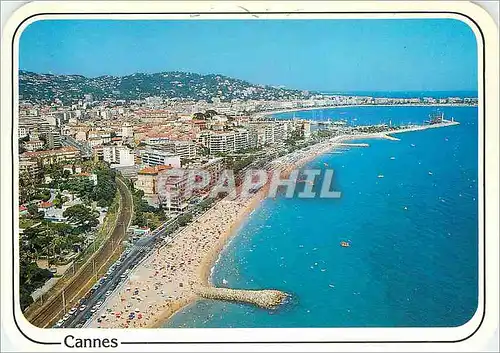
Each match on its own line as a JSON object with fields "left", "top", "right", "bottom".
{"left": 135, "top": 308, "right": 140, "bottom": 312}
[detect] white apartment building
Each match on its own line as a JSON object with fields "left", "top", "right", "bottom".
{"left": 303, "top": 121, "right": 311, "bottom": 139}
{"left": 103, "top": 145, "right": 135, "bottom": 167}
{"left": 122, "top": 122, "right": 134, "bottom": 138}
{"left": 207, "top": 131, "right": 235, "bottom": 155}
{"left": 165, "top": 141, "right": 197, "bottom": 160}
{"left": 137, "top": 147, "right": 181, "bottom": 168}
{"left": 247, "top": 122, "right": 287, "bottom": 147}
{"left": 18, "top": 126, "right": 29, "bottom": 139}
{"left": 197, "top": 129, "right": 250, "bottom": 155}
{"left": 234, "top": 128, "right": 250, "bottom": 151}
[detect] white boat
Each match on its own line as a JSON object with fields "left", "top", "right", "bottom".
{"left": 428, "top": 171, "right": 433, "bottom": 175}
{"left": 222, "top": 278, "right": 228, "bottom": 285}
{"left": 390, "top": 157, "right": 396, "bottom": 160}
{"left": 377, "top": 174, "right": 384, "bottom": 178}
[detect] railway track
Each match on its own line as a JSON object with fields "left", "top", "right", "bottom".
{"left": 25, "top": 177, "right": 134, "bottom": 328}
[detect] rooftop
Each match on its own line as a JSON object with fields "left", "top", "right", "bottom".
{"left": 22, "top": 146, "right": 79, "bottom": 158}
{"left": 138, "top": 165, "right": 173, "bottom": 175}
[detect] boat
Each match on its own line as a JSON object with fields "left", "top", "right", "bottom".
{"left": 428, "top": 171, "right": 433, "bottom": 175}
{"left": 222, "top": 278, "right": 228, "bottom": 285}
{"left": 377, "top": 174, "right": 384, "bottom": 178}
{"left": 390, "top": 157, "right": 396, "bottom": 160}
{"left": 340, "top": 241, "right": 350, "bottom": 247}
{"left": 411, "top": 144, "right": 416, "bottom": 147}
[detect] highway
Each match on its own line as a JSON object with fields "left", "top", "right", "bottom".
{"left": 26, "top": 177, "right": 133, "bottom": 328}
{"left": 60, "top": 217, "right": 178, "bottom": 328}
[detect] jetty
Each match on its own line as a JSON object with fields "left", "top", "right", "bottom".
{"left": 193, "top": 285, "right": 288, "bottom": 310}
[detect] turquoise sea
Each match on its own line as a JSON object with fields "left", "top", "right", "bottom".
{"left": 165, "top": 105, "right": 478, "bottom": 328}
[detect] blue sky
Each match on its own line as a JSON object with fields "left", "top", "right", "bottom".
{"left": 19, "top": 19, "right": 478, "bottom": 92}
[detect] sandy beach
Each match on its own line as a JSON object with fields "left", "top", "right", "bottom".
{"left": 87, "top": 190, "right": 269, "bottom": 328}
{"left": 87, "top": 123, "right": 458, "bottom": 329}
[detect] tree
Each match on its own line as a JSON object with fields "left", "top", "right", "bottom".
{"left": 205, "top": 109, "right": 218, "bottom": 118}
{"left": 27, "top": 204, "right": 43, "bottom": 219}
{"left": 177, "top": 213, "right": 193, "bottom": 227}
{"left": 63, "top": 204, "right": 99, "bottom": 233}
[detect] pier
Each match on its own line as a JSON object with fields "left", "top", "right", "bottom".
{"left": 193, "top": 285, "right": 288, "bottom": 310}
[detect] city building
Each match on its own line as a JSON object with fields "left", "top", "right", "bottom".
{"left": 137, "top": 147, "right": 181, "bottom": 168}
{"left": 19, "top": 160, "right": 40, "bottom": 179}
{"left": 23, "top": 139, "right": 44, "bottom": 152}
{"left": 122, "top": 122, "right": 134, "bottom": 139}
{"left": 135, "top": 165, "right": 190, "bottom": 212}
{"left": 152, "top": 141, "right": 197, "bottom": 162}
{"left": 102, "top": 145, "right": 135, "bottom": 167}
{"left": 44, "top": 127, "right": 62, "bottom": 149}
{"left": 234, "top": 128, "right": 250, "bottom": 151}
{"left": 20, "top": 146, "right": 81, "bottom": 166}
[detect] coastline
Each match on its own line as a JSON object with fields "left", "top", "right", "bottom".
{"left": 86, "top": 121, "right": 460, "bottom": 329}
{"left": 254, "top": 103, "right": 476, "bottom": 119}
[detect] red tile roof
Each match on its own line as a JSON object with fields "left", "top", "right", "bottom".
{"left": 39, "top": 201, "right": 53, "bottom": 208}
{"left": 22, "top": 146, "right": 79, "bottom": 158}
{"left": 138, "top": 165, "right": 172, "bottom": 175}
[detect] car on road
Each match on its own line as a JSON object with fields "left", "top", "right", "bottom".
{"left": 68, "top": 307, "right": 77, "bottom": 315}
{"left": 62, "top": 314, "right": 70, "bottom": 321}
{"left": 96, "top": 301, "right": 103, "bottom": 307}
{"left": 78, "top": 297, "right": 86, "bottom": 304}
{"left": 90, "top": 307, "right": 97, "bottom": 313}
{"left": 79, "top": 305, "right": 86, "bottom": 311}
{"left": 54, "top": 319, "right": 64, "bottom": 328}
{"left": 105, "top": 290, "right": 112, "bottom": 296}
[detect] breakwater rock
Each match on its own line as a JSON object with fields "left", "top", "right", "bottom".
{"left": 193, "top": 285, "right": 288, "bottom": 310}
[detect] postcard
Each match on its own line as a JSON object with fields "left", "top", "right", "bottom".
{"left": 1, "top": 1, "right": 498, "bottom": 352}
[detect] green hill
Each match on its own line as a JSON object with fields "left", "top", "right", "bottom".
{"left": 19, "top": 70, "right": 314, "bottom": 104}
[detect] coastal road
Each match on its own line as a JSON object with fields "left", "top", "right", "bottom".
{"left": 62, "top": 218, "right": 179, "bottom": 328}
{"left": 62, "top": 236, "right": 154, "bottom": 328}
{"left": 25, "top": 177, "right": 133, "bottom": 328}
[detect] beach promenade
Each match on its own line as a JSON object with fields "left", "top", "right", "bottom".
{"left": 86, "top": 119, "right": 459, "bottom": 329}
